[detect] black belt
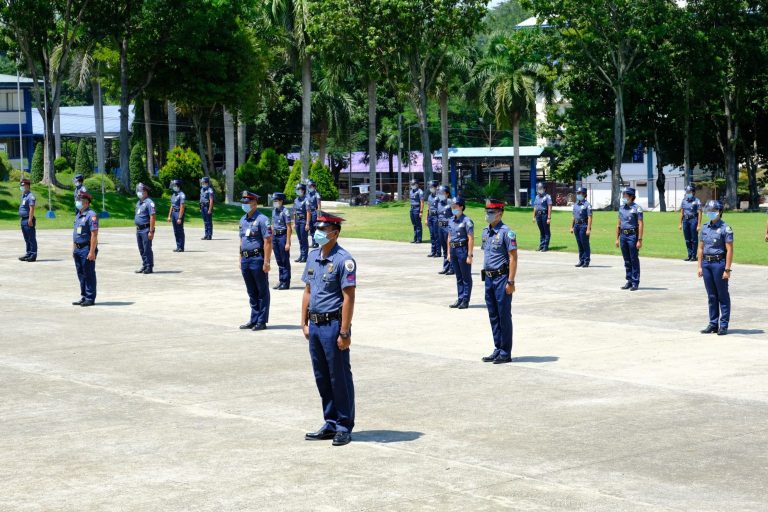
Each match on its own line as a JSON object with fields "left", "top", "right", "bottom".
{"left": 136, "top": 223, "right": 150, "bottom": 230}
{"left": 74, "top": 241, "right": 90, "bottom": 249}
{"left": 574, "top": 220, "right": 588, "bottom": 225}
{"left": 536, "top": 211, "right": 548, "bottom": 216}
{"left": 703, "top": 255, "right": 725, "bottom": 262}
{"left": 200, "top": 202, "right": 209, "bottom": 206}
{"left": 20, "top": 216, "right": 29, "bottom": 220}
{"left": 684, "top": 215, "right": 696, "bottom": 220}
{"left": 439, "top": 221, "right": 449, "bottom": 227}
{"left": 621, "top": 229, "right": 637, "bottom": 235}
{"left": 450, "top": 240, "right": 468, "bottom": 248}
{"left": 484, "top": 266, "right": 509, "bottom": 278}
{"left": 309, "top": 310, "right": 342, "bottom": 325}
{"left": 428, "top": 211, "right": 437, "bottom": 216}
{"left": 296, "top": 216, "right": 306, "bottom": 221}
{"left": 172, "top": 207, "right": 181, "bottom": 212}
{"left": 274, "top": 229, "right": 287, "bottom": 235}
{"left": 241, "top": 249, "right": 263, "bottom": 257}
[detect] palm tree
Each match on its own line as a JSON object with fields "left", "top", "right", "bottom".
{"left": 472, "top": 33, "right": 544, "bottom": 206}
{"left": 312, "top": 68, "right": 356, "bottom": 167}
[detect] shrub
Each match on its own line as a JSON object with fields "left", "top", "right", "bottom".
{"left": 0, "top": 151, "right": 12, "bottom": 181}
{"left": 158, "top": 147, "right": 204, "bottom": 198}
{"left": 30, "top": 142, "right": 44, "bottom": 183}
{"left": 209, "top": 177, "right": 225, "bottom": 201}
{"left": 236, "top": 149, "right": 290, "bottom": 200}
{"left": 84, "top": 174, "right": 116, "bottom": 193}
{"left": 10, "top": 168, "right": 23, "bottom": 182}
{"left": 129, "top": 142, "right": 148, "bottom": 191}
{"left": 283, "top": 160, "right": 302, "bottom": 200}
{"left": 54, "top": 156, "right": 71, "bottom": 174}
{"left": 309, "top": 160, "right": 338, "bottom": 201}
{"left": 75, "top": 139, "right": 94, "bottom": 178}
{"left": 462, "top": 179, "right": 509, "bottom": 202}
{"left": 56, "top": 171, "right": 75, "bottom": 188}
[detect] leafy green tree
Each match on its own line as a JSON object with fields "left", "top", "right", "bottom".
{"left": 0, "top": 151, "right": 13, "bottom": 181}
{"left": 309, "top": 160, "right": 338, "bottom": 200}
{"left": 158, "top": 147, "right": 204, "bottom": 198}
{"left": 129, "top": 142, "right": 149, "bottom": 190}
{"left": 284, "top": 160, "right": 303, "bottom": 200}
{"left": 75, "top": 139, "right": 94, "bottom": 179}
{"left": 30, "top": 142, "right": 44, "bottom": 183}
{"left": 236, "top": 148, "right": 290, "bottom": 199}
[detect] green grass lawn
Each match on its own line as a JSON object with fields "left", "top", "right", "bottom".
{"left": 2, "top": 183, "right": 767, "bottom": 265}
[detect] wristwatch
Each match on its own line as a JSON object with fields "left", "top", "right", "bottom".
{"left": 339, "top": 331, "right": 350, "bottom": 339}
{"left": 725, "top": 269, "right": 732, "bottom": 273}
{"left": 507, "top": 280, "right": 515, "bottom": 285}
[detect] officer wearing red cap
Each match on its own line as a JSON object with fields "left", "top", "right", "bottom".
{"left": 72, "top": 192, "right": 99, "bottom": 306}
{"left": 481, "top": 199, "right": 518, "bottom": 363}
{"left": 238, "top": 191, "right": 272, "bottom": 331}
{"left": 18, "top": 178, "right": 37, "bottom": 262}
{"left": 302, "top": 211, "right": 356, "bottom": 446}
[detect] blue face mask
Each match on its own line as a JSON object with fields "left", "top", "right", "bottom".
{"left": 576, "top": 194, "right": 584, "bottom": 201}
{"left": 75, "top": 200, "right": 84, "bottom": 211}
{"left": 297, "top": 190, "right": 305, "bottom": 197}
{"left": 136, "top": 191, "right": 143, "bottom": 199}
{"left": 20, "top": 186, "right": 25, "bottom": 192}
{"left": 621, "top": 197, "right": 628, "bottom": 206}
{"left": 485, "top": 212, "right": 498, "bottom": 223}
{"left": 241, "top": 203, "right": 252, "bottom": 213}
{"left": 313, "top": 230, "right": 331, "bottom": 246}
{"left": 686, "top": 193, "right": 693, "bottom": 199}
{"left": 172, "top": 186, "right": 180, "bottom": 193}
{"left": 706, "top": 211, "right": 719, "bottom": 221}
{"left": 451, "top": 208, "right": 461, "bottom": 217}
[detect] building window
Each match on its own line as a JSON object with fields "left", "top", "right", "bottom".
{"left": 0, "top": 91, "right": 20, "bottom": 111}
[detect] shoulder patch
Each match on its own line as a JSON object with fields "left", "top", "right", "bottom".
{"left": 344, "top": 260, "right": 356, "bottom": 272}
{"left": 635, "top": 205, "right": 644, "bottom": 213}
{"left": 508, "top": 230, "right": 516, "bottom": 239}
{"left": 91, "top": 215, "right": 97, "bottom": 222}
{"left": 466, "top": 219, "right": 473, "bottom": 227}
{"left": 725, "top": 225, "right": 733, "bottom": 233}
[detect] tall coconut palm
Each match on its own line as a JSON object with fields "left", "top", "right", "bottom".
{"left": 472, "top": 33, "right": 545, "bottom": 206}
{"left": 312, "top": 69, "right": 356, "bottom": 167}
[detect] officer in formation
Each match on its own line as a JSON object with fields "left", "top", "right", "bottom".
{"left": 134, "top": 183, "right": 156, "bottom": 274}
{"left": 481, "top": 199, "right": 518, "bottom": 364}
{"left": 570, "top": 186, "right": 593, "bottom": 268}
{"left": 532, "top": 182, "right": 553, "bottom": 251}
{"left": 72, "top": 192, "right": 98, "bottom": 307}
{"left": 409, "top": 179, "right": 424, "bottom": 244}
{"left": 238, "top": 191, "right": 272, "bottom": 332}
{"left": 446, "top": 197, "right": 474, "bottom": 309}
{"left": 679, "top": 184, "right": 702, "bottom": 261}
{"left": 306, "top": 180, "right": 322, "bottom": 247}
{"left": 293, "top": 183, "right": 311, "bottom": 262}
{"left": 167, "top": 179, "right": 186, "bottom": 252}
{"left": 199, "top": 176, "right": 215, "bottom": 240}
{"left": 425, "top": 180, "right": 440, "bottom": 257}
{"left": 698, "top": 200, "right": 733, "bottom": 336}
{"left": 301, "top": 211, "right": 356, "bottom": 447}
{"left": 271, "top": 192, "right": 292, "bottom": 290}
{"left": 18, "top": 178, "right": 37, "bottom": 262}
{"left": 74, "top": 174, "right": 87, "bottom": 212}
{"left": 615, "top": 187, "right": 643, "bottom": 290}
{"left": 436, "top": 185, "right": 454, "bottom": 275}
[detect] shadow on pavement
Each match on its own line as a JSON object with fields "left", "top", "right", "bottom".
{"left": 511, "top": 356, "right": 559, "bottom": 363}
{"left": 97, "top": 301, "right": 135, "bottom": 307}
{"left": 30, "top": 259, "right": 64, "bottom": 263}
{"left": 353, "top": 430, "right": 423, "bottom": 443}
{"left": 265, "top": 325, "right": 301, "bottom": 330}
{"left": 727, "top": 329, "right": 765, "bottom": 336}
{"left": 151, "top": 270, "right": 183, "bottom": 274}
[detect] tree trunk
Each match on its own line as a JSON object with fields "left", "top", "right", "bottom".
{"left": 119, "top": 35, "right": 131, "bottom": 192}
{"left": 723, "top": 91, "right": 739, "bottom": 209}
{"left": 367, "top": 79, "right": 377, "bottom": 206}
{"left": 223, "top": 106, "right": 235, "bottom": 204}
{"left": 167, "top": 101, "right": 177, "bottom": 153}
{"left": 92, "top": 80, "right": 105, "bottom": 175}
{"left": 654, "top": 136, "right": 666, "bottom": 212}
{"left": 301, "top": 54, "right": 312, "bottom": 181}
{"left": 747, "top": 133, "right": 759, "bottom": 210}
{"left": 237, "top": 113, "right": 246, "bottom": 166}
{"left": 439, "top": 89, "right": 449, "bottom": 187}
{"left": 512, "top": 114, "right": 521, "bottom": 207}
{"left": 54, "top": 109, "right": 61, "bottom": 159}
{"left": 683, "top": 82, "right": 691, "bottom": 185}
{"left": 415, "top": 86, "right": 433, "bottom": 185}
{"left": 144, "top": 98, "right": 154, "bottom": 176}
{"left": 610, "top": 86, "right": 626, "bottom": 210}
{"left": 318, "top": 118, "right": 329, "bottom": 168}
{"left": 193, "top": 110, "right": 208, "bottom": 174}
{"left": 205, "top": 112, "right": 215, "bottom": 173}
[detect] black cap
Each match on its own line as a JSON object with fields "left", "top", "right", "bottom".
{"left": 273, "top": 192, "right": 286, "bottom": 202}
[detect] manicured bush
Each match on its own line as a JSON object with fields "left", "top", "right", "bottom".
{"left": 309, "top": 160, "right": 338, "bottom": 201}
{"left": 0, "top": 151, "right": 12, "bottom": 181}
{"left": 209, "top": 177, "right": 225, "bottom": 201}
{"left": 129, "top": 142, "right": 148, "bottom": 191}
{"left": 158, "top": 147, "right": 204, "bottom": 199}
{"left": 10, "top": 168, "right": 23, "bottom": 182}
{"left": 236, "top": 149, "right": 290, "bottom": 200}
{"left": 54, "top": 156, "right": 71, "bottom": 174}
{"left": 283, "top": 160, "right": 302, "bottom": 201}
{"left": 30, "top": 142, "right": 44, "bottom": 183}
{"left": 84, "top": 174, "right": 116, "bottom": 193}
{"left": 75, "top": 139, "right": 94, "bottom": 178}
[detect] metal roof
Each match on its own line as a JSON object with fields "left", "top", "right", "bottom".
{"left": 32, "top": 105, "right": 134, "bottom": 138}
{"left": 436, "top": 146, "right": 545, "bottom": 160}
{"left": 0, "top": 73, "right": 35, "bottom": 84}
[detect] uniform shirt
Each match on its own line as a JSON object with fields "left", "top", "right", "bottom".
{"left": 239, "top": 211, "right": 272, "bottom": 252}
{"left": 307, "top": 190, "right": 321, "bottom": 212}
{"left": 573, "top": 200, "right": 593, "bottom": 222}
{"left": 200, "top": 186, "right": 214, "bottom": 205}
{"left": 293, "top": 195, "right": 309, "bottom": 220}
{"left": 171, "top": 191, "right": 186, "bottom": 211}
{"left": 448, "top": 214, "right": 474, "bottom": 243}
{"left": 438, "top": 198, "right": 453, "bottom": 223}
{"left": 302, "top": 244, "right": 357, "bottom": 313}
{"left": 680, "top": 196, "right": 701, "bottom": 218}
{"left": 409, "top": 188, "right": 424, "bottom": 209}
{"left": 135, "top": 198, "right": 156, "bottom": 226}
{"left": 618, "top": 203, "right": 643, "bottom": 230}
{"left": 701, "top": 220, "right": 733, "bottom": 256}
{"left": 73, "top": 208, "right": 99, "bottom": 245}
{"left": 482, "top": 221, "right": 517, "bottom": 270}
{"left": 19, "top": 191, "right": 36, "bottom": 218}
{"left": 533, "top": 193, "right": 552, "bottom": 214}
{"left": 427, "top": 193, "right": 439, "bottom": 217}
{"left": 272, "top": 206, "right": 291, "bottom": 232}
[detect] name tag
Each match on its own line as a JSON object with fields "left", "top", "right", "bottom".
{"left": 245, "top": 229, "right": 251, "bottom": 237}
{"left": 77, "top": 227, "right": 82, "bottom": 235}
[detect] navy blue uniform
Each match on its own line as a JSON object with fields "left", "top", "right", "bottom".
{"left": 272, "top": 206, "right": 292, "bottom": 287}
{"left": 572, "top": 199, "right": 593, "bottom": 265}
{"left": 200, "top": 185, "right": 214, "bottom": 238}
{"left": 294, "top": 195, "right": 310, "bottom": 260}
{"left": 73, "top": 209, "right": 98, "bottom": 302}
{"left": 171, "top": 190, "right": 186, "bottom": 251}
{"left": 19, "top": 191, "right": 37, "bottom": 259}
{"left": 681, "top": 196, "right": 702, "bottom": 260}
{"left": 533, "top": 193, "right": 552, "bottom": 250}
{"left": 307, "top": 190, "right": 321, "bottom": 243}
{"left": 448, "top": 214, "right": 474, "bottom": 304}
{"left": 482, "top": 222, "right": 517, "bottom": 358}
{"left": 409, "top": 188, "right": 424, "bottom": 242}
{"left": 135, "top": 198, "right": 156, "bottom": 271}
{"left": 700, "top": 220, "right": 733, "bottom": 329}
{"left": 302, "top": 244, "right": 357, "bottom": 434}
{"left": 426, "top": 192, "right": 440, "bottom": 255}
{"left": 438, "top": 198, "right": 453, "bottom": 272}
{"left": 240, "top": 211, "right": 272, "bottom": 325}
{"left": 618, "top": 203, "right": 643, "bottom": 287}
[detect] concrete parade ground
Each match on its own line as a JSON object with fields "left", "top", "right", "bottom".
{"left": 1, "top": 226, "right": 768, "bottom": 511}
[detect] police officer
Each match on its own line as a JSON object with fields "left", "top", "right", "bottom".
{"left": 532, "top": 182, "right": 553, "bottom": 251}
{"left": 301, "top": 211, "right": 356, "bottom": 447}
{"left": 307, "top": 179, "right": 322, "bottom": 247}
{"left": 294, "top": 183, "right": 311, "bottom": 263}
{"left": 167, "top": 179, "right": 186, "bottom": 252}
{"left": 72, "top": 192, "right": 99, "bottom": 307}
{"left": 271, "top": 192, "right": 292, "bottom": 290}
{"left": 447, "top": 197, "right": 474, "bottom": 309}
{"left": 615, "top": 187, "right": 644, "bottom": 290}
{"left": 409, "top": 179, "right": 424, "bottom": 243}
{"left": 18, "top": 178, "right": 37, "bottom": 262}
{"left": 437, "top": 185, "right": 455, "bottom": 275}
{"left": 425, "top": 180, "right": 440, "bottom": 257}
{"left": 571, "top": 186, "right": 593, "bottom": 267}
{"left": 481, "top": 199, "right": 518, "bottom": 364}
{"left": 134, "top": 183, "right": 156, "bottom": 274}
{"left": 73, "top": 173, "right": 87, "bottom": 211}
{"left": 698, "top": 200, "right": 733, "bottom": 336}
{"left": 238, "top": 191, "right": 272, "bottom": 331}
{"left": 679, "top": 184, "right": 702, "bottom": 261}
{"left": 199, "top": 176, "right": 215, "bottom": 240}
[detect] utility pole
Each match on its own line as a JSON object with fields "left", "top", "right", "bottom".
{"left": 397, "top": 114, "right": 403, "bottom": 201}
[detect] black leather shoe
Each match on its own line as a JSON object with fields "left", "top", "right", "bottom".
{"left": 273, "top": 283, "right": 282, "bottom": 290}
{"left": 135, "top": 268, "right": 146, "bottom": 273}
{"left": 457, "top": 301, "right": 469, "bottom": 309}
{"left": 26, "top": 257, "right": 36, "bottom": 262}
{"left": 700, "top": 324, "right": 718, "bottom": 334}
{"left": 583, "top": 263, "right": 590, "bottom": 268}
{"left": 173, "top": 248, "right": 180, "bottom": 252}
{"left": 717, "top": 327, "right": 728, "bottom": 336}
{"left": 240, "top": 322, "right": 256, "bottom": 329}
{"left": 493, "top": 356, "right": 512, "bottom": 364}
{"left": 449, "top": 301, "right": 461, "bottom": 308}
{"left": 482, "top": 351, "right": 500, "bottom": 362}
{"left": 332, "top": 431, "right": 351, "bottom": 446}
{"left": 251, "top": 323, "right": 267, "bottom": 331}
{"left": 280, "top": 284, "right": 290, "bottom": 290}
{"left": 72, "top": 299, "right": 84, "bottom": 306}
{"left": 445, "top": 271, "right": 455, "bottom": 275}
{"left": 81, "top": 300, "right": 95, "bottom": 307}
{"left": 630, "top": 285, "right": 638, "bottom": 291}
{"left": 143, "top": 268, "right": 153, "bottom": 274}
{"left": 621, "top": 282, "right": 632, "bottom": 290}
{"left": 684, "top": 257, "right": 691, "bottom": 261}
{"left": 19, "top": 255, "right": 29, "bottom": 261}
{"left": 438, "top": 270, "right": 448, "bottom": 275}
{"left": 541, "top": 248, "right": 549, "bottom": 252}
{"left": 575, "top": 262, "right": 584, "bottom": 267}
{"left": 294, "top": 258, "right": 302, "bottom": 262}
{"left": 305, "top": 427, "right": 336, "bottom": 440}
{"left": 410, "top": 240, "right": 417, "bottom": 244}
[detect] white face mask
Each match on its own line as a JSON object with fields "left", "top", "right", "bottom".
{"left": 621, "top": 197, "right": 628, "bottom": 206}
{"left": 411, "top": 185, "right": 418, "bottom": 190}
{"left": 273, "top": 202, "right": 280, "bottom": 209}
{"left": 430, "top": 187, "right": 436, "bottom": 194}
{"left": 172, "top": 186, "right": 180, "bottom": 192}
{"left": 136, "top": 191, "right": 143, "bottom": 199}
{"left": 297, "top": 190, "right": 305, "bottom": 197}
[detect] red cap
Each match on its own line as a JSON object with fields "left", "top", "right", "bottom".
{"left": 316, "top": 211, "right": 345, "bottom": 227}
{"left": 240, "top": 191, "right": 260, "bottom": 202}
{"left": 20, "top": 178, "right": 31, "bottom": 185}
{"left": 78, "top": 191, "right": 92, "bottom": 201}
{"left": 485, "top": 198, "right": 505, "bottom": 210}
